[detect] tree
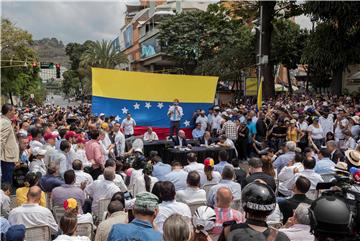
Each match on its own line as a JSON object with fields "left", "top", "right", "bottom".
{"left": 196, "top": 24, "right": 255, "bottom": 96}
{"left": 80, "top": 40, "right": 127, "bottom": 69}
{"left": 63, "top": 41, "right": 94, "bottom": 98}
{"left": 271, "top": 19, "right": 308, "bottom": 95}
{"left": 1, "top": 18, "right": 44, "bottom": 104}
{"left": 159, "top": 5, "right": 246, "bottom": 74}
{"left": 302, "top": 1, "right": 360, "bottom": 94}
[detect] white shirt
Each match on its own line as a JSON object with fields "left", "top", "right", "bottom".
{"left": 342, "top": 137, "right": 356, "bottom": 150}
{"left": 97, "top": 174, "right": 127, "bottom": 192}
{"left": 184, "top": 162, "right": 204, "bottom": 173}
{"left": 74, "top": 148, "right": 91, "bottom": 167}
{"left": 176, "top": 187, "right": 206, "bottom": 203}
{"left": 224, "top": 139, "right": 238, "bottom": 157}
{"left": 308, "top": 124, "right": 324, "bottom": 139}
{"left": 200, "top": 171, "right": 221, "bottom": 187}
{"left": 54, "top": 235, "right": 90, "bottom": 241}
{"left": 334, "top": 118, "right": 349, "bottom": 141}
{"left": 211, "top": 114, "right": 223, "bottom": 131}
{"left": 0, "top": 190, "right": 10, "bottom": 217}
{"left": 154, "top": 200, "right": 191, "bottom": 233}
{"left": 74, "top": 170, "right": 93, "bottom": 188}
{"left": 121, "top": 118, "right": 136, "bottom": 135}
{"left": 51, "top": 150, "right": 68, "bottom": 176}
{"left": 30, "top": 140, "right": 43, "bottom": 150}
{"left": 85, "top": 180, "right": 120, "bottom": 213}
{"left": 143, "top": 131, "right": 159, "bottom": 141}
{"left": 29, "top": 158, "right": 46, "bottom": 176}
{"left": 285, "top": 169, "right": 324, "bottom": 192}
{"left": 8, "top": 204, "right": 58, "bottom": 233}
{"left": 279, "top": 224, "right": 314, "bottom": 241}
{"left": 132, "top": 174, "right": 158, "bottom": 196}
{"left": 114, "top": 131, "right": 126, "bottom": 156}
{"left": 128, "top": 169, "right": 143, "bottom": 194}
{"left": 298, "top": 121, "right": 308, "bottom": 131}
{"left": 196, "top": 115, "right": 208, "bottom": 132}
{"left": 319, "top": 114, "right": 334, "bottom": 136}
{"left": 168, "top": 105, "right": 184, "bottom": 121}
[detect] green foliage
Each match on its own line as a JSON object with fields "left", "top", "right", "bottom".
{"left": 62, "top": 70, "right": 80, "bottom": 97}
{"left": 159, "top": 4, "right": 256, "bottom": 80}
{"left": 271, "top": 18, "right": 307, "bottom": 69}
{"left": 302, "top": 1, "right": 360, "bottom": 92}
{"left": 80, "top": 40, "right": 127, "bottom": 69}
{"left": 1, "top": 18, "right": 45, "bottom": 104}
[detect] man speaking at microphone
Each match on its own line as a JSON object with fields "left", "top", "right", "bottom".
{"left": 168, "top": 99, "right": 183, "bottom": 137}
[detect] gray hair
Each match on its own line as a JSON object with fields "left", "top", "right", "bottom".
{"left": 326, "top": 140, "right": 336, "bottom": 148}
{"left": 163, "top": 214, "right": 191, "bottom": 241}
{"left": 103, "top": 167, "right": 115, "bottom": 181}
{"left": 294, "top": 203, "right": 311, "bottom": 225}
{"left": 286, "top": 141, "right": 296, "bottom": 152}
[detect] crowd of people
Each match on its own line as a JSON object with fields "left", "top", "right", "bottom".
{"left": 0, "top": 93, "right": 360, "bottom": 241}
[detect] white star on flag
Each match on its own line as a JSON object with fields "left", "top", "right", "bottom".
{"left": 157, "top": 102, "right": 164, "bottom": 109}
{"left": 184, "top": 120, "right": 190, "bottom": 127}
{"left": 145, "top": 102, "right": 152, "bottom": 109}
{"left": 133, "top": 103, "right": 140, "bottom": 109}
{"left": 115, "top": 115, "right": 121, "bottom": 121}
{"left": 121, "top": 107, "right": 129, "bottom": 114}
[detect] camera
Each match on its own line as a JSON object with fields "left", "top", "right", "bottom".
{"left": 316, "top": 175, "right": 360, "bottom": 237}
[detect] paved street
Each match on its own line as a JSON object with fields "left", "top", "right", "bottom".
{"left": 44, "top": 94, "right": 80, "bottom": 107}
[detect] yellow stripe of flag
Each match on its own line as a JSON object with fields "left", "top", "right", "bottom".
{"left": 92, "top": 68, "right": 218, "bottom": 103}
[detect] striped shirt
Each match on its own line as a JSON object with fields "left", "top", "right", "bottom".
{"left": 213, "top": 207, "right": 245, "bottom": 235}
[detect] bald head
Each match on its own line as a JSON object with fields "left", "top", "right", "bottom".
{"left": 103, "top": 167, "right": 115, "bottom": 181}
{"left": 216, "top": 187, "right": 233, "bottom": 208}
{"left": 27, "top": 186, "right": 42, "bottom": 204}
{"left": 178, "top": 130, "right": 186, "bottom": 138}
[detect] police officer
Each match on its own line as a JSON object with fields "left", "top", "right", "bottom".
{"left": 225, "top": 181, "right": 290, "bottom": 241}
{"left": 309, "top": 193, "right": 356, "bottom": 241}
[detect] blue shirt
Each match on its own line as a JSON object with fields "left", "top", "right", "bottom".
{"left": 273, "top": 152, "right": 296, "bottom": 173}
{"left": 214, "top": 161, "right": 233, "bottom": 174}
{"left": 164, "top": 169, "right": 188, "bottom": 191}
{"left": 192, "top": 128, "right": 204, "bottom": 139}
{"left": 39, "top": 174, "right": 64, "bottom": 193}
{"left": 107, "top": 218, "right": 163, "bottom": 241}
{"left": 153, "top": 162, "right": 172, "bottom": 181}
{"left": 315, "top": 158, "right": 335, "bottom": 174}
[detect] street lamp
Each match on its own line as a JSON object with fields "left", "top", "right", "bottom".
{"left": 252, "top": 4, "right": 264, "bottom": 97}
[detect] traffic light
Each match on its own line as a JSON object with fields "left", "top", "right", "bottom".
{"left": 32, "top": 62, "right": 38, "bottom": 74}
{"left": 56, "top": 64, "right": 61, "bottom": 78}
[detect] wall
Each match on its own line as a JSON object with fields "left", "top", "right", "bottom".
{"left": 342, "top": 64, "right": 360, "bottom": 94}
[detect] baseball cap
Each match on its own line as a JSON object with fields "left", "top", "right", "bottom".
{"left": 6, "top": 224, "right": 26, "bottom": 241}
{"left": 135, "top": 192, "right": 159, "bottom": 212}
{"left": 101, "top": 122, "right": 109, "bottom": 129}
{"left": 76, "top": 137, "right": 86, "bottom": 144}
{"left": 32, "top": 147, "right": 46, "bottom": 156}
{"left": 64, "top": 131, "right": 78, "bottom": 140}
{"left": 204, "top": 158, "right": 214, "bottom": 168}
{"left": 43, "top": 132, "right": 57, "bottom": 141}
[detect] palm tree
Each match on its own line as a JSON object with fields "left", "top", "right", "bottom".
{"left": 80, "top": 40, "right": 127, "bottom": 68}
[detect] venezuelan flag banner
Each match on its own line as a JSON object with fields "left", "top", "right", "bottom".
{"left": 92, "top": 68, "right": 218, "bottom": 139}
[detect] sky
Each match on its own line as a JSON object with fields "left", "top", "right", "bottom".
{"left": 2, "top": 0, "right": 312, "bottom": 44}
{"left": 2, "top": 1, "right": 128, "bottom": 44}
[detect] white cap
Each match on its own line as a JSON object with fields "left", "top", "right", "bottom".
{"left": 32, "top": 147, "right": 46, "bottom": 156}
